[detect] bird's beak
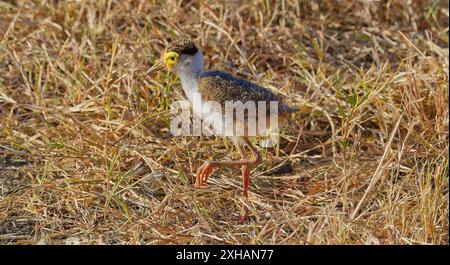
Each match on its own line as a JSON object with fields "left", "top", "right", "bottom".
{"left": 147, "top": 59, "right": 165, "bottom": 74}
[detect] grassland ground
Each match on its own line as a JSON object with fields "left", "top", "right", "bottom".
{"left": 0, "top": 0, "right": 448, "bottom": 244}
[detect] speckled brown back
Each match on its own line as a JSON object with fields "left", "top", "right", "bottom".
{"left": 199, "top": 70, "right": 297, "bottom": 115}
{"left": 199, "top": 71, "right": 278, "bottom": 103}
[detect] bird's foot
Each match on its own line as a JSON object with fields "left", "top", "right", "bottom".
{"left": 238, "top": 214, "right": 248, "bottom": 223}
{"left": 238, "top": 200, "right": 249, "bottom": 223}
{"left": 195, "top": 161, "right": 215, "bottom": 188}
{"left": 233, "top": 213, "right": 250, "bottom": 224}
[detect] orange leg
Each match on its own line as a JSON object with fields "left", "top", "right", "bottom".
{"left": 240, "top": 165, "right": 250, "bottom": 221}
{"left": 195, "top": 157, "right": 258, "bottom": 188}
{"left": 194, "top": 137, "right": 260, "bottom": 221}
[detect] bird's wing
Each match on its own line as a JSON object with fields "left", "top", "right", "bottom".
{"left": 198, "top": 71, "right": 298, "bottom": 117}
{"left": 198, "top": 71, "right": 280, "bottom": 106}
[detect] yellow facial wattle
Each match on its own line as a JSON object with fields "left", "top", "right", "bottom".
{"left": 163, "top": 51, "right": 179, "bottom": 71}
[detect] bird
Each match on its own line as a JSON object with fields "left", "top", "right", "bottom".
{"left": 148, "top": 39, "right": 297, "bottom": 221}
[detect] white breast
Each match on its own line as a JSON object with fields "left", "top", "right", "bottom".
{"left": 179, "top": 76, "right": 225, "bottom": 136}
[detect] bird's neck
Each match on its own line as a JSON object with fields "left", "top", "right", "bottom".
{"left": 178, "top": 68, "right": 203, "bottom": 104}
{"left": 174, "top": 51, "right": 204, "bottom": 104}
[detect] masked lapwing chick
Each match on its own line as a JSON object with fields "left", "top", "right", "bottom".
{"left": 149, "top": 39, "right": 297, "bottom": 221}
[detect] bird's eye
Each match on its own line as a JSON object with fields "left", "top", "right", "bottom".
{"left": 169, "top": 56, "right": 175, "bottom": 61}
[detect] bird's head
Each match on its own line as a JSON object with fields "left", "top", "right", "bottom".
{"left": 149, "top": 39, "right": 203, "bottom": 75}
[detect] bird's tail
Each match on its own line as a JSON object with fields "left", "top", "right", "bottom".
{"left": 279, "top": 104, "right": 299, "bottom": 114}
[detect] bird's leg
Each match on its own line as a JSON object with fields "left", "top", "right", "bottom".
{"left": 240, "top": 164, "right": 250, "bottom": 221}
{"left": 238, "top": 138, "right": 260, "bottom": 221}
{"left": 195, "top": 137, "right": 260, "bottom": 188}
{"left": 194, "top": 137, "right": 260, "bottom": 221}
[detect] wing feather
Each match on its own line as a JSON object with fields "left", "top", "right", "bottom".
{"left": 198, "top": 71, "right": 279, "bottom": 104}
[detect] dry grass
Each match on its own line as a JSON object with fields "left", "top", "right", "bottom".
{"left": 0, "top": 0, "right": 448, "bottom": 245}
